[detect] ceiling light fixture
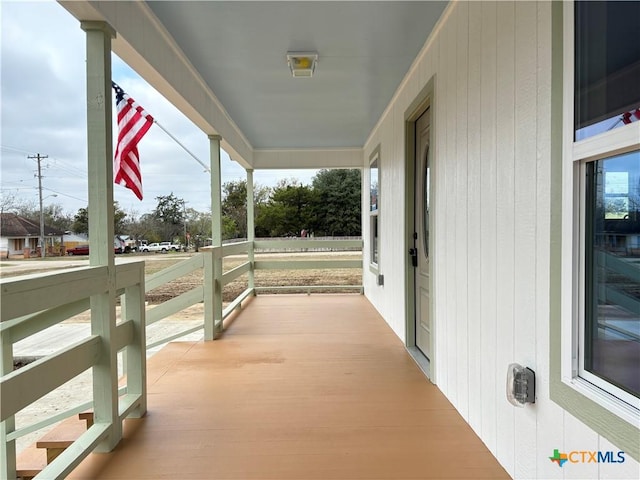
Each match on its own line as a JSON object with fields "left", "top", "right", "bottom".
{"left": 286, "top": 52, "right": 318, "bottom": 78}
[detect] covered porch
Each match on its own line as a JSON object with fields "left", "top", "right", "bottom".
{"left": 68, "top": 295, "right": 508, "bottom": 480}
{"left": 0, "top": 2, "right": 512, "bottom": 478}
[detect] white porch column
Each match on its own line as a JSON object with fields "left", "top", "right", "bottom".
{"left": 81, "top": 20, "right": 121, "bottom": 451}
{"left": 205, "top": 134, "right": 223, "bottom": 339}
{"left": 246, "top": 169, "right": 255, "bottom": 291}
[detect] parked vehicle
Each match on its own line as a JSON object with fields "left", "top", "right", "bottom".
{"left": 67, "top": 245, "right": 121, "bottom": 255}
{"left": 67, "top": 245, "right": 89, "bottom": 256}
{"left": 139, "top": 242, "right": 168, "bottom": 253}
{"left": 160, "top": 241, "right": 181, "bottom": 251}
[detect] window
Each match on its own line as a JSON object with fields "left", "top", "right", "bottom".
{"left": 559, "top": 0, "right": 640, "bottom": 424}
{"left": 583, "top": 152, "right": 640, "bottom": 406}
{"left": 369, "top": 147, "right": 380, "bottom": 268}
{"left": 574, "top": 1, "right": 640, "bottom": 141}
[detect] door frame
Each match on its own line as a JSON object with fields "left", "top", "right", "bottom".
{"left": 404, "top": 76, "right": 436, "bottom": 382}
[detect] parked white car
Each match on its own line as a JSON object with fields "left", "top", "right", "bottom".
{"left": 160, "top": 241, "right": 181, "bottom": 251}
{"left": 140, "top": 242, "right": 181, "bottom": 253}
{"left": 139, "top": 242, "right": 168, "bottom": 253}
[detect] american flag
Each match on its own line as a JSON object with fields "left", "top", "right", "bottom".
{"left": 112, "top": 82, "right": 154, "bottom": 200}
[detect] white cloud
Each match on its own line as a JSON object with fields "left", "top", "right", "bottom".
{"left": 1, "top": 0, "right": 319, "bottom": 219}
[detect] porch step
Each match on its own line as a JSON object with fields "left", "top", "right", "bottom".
{"left": 16, "top": 411, "right": 96, "bottom": 478}
{"left": 36, "top": 416, "right": 88, "bottom": 463}
{"left": 78, "top": 411, "right": 94, "bottom": 428}
{"left": 16, "top": 444, "right": 47, "bottom": 480}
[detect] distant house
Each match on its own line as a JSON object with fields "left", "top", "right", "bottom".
{"left": 62, "top": 232, "right": 90, "bottom": 250}
{"left": 0, "top": 213, "right": 65, "bottom": 257}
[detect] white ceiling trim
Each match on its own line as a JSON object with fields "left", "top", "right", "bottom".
{"left": 253, "top": 149, "right": 363, "bottom": 170}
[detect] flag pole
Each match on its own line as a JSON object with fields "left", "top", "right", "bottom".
{"left": 153, "top": 120, "right": 211, "bottom": 173}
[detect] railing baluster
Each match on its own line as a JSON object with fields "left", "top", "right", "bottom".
{"left": 214, "top": 249, "right": 224, "bottom": 335}
{"left": 204, "top": 249, "right": 216, "bottom": 340}
{"left": 123, "top": 263, "right": 146, "bottom": 418}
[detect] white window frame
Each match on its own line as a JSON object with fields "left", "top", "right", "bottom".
{"left": 561, "top": 1, "right": 640, "bottom": 424}
{"left": 369, "top": 146, "right": 380, "bottom": 273}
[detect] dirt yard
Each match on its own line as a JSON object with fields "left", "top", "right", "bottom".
{"left": 1, "top": 250, "right": 363, "bottom": 313}
{"left": 146, "top": 251, "right": 363, "bottom": 304}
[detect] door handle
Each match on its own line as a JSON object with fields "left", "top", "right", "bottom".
{"left": 409, "top": 248, "right": 418, "bottom": 267}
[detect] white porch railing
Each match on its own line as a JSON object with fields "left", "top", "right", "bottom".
{"left": 1, "top": 262, "right": 146, "bottom": 480}
{"left": 253, "top": 238, "right": 363, "bottom": 294}
{"left": 0, "top": 238, "right": 362, "bottom": 479}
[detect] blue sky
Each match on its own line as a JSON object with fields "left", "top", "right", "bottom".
{"left": 1, "top": 0, "right": 318, "bottom": 216}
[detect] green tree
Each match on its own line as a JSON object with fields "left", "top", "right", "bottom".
{"left": 72, "top": 202, "right": 127, "bottom": 235}
{"left": 222, "top": 180, "right": 248, "bottom": 239}
{"left": 113, "top": 202, "right": 127, "bottom": 234}
{"left": 222, "top": 180, "right": 271, "bottom": 239}
{"left": 153, "top": 193, "right": 185, "bottom": 241}
{"left": 185, "top": 208, "right": 212, "bottom": 246}
{"left": 135, "top": 213, "right": 162, "bottom": 243}
{"left": 72, "top": 207, "right": 89, "bottom": 234}
{"left": 311, "top": 169, "right": 361, "bottom": 236}
{"left": 256, "top": 179, "right": 314, "bottom": 237}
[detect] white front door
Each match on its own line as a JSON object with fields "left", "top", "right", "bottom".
{"left": 413, "top": 107, "right": 431, "bottom": 358}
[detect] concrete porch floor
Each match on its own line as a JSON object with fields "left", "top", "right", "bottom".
{"left": 68, "top": 295, "right": 510, "bottom": 479}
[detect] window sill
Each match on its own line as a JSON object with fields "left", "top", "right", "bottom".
{"left": 550, "top": 373, "right": 640, "bottom": 461}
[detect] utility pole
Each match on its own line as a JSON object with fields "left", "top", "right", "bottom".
{"left": 28, "top": 153, "right": 48, "bottom": 258}
{"left": 182, "top": 200, "right": 188, "bottom": 251}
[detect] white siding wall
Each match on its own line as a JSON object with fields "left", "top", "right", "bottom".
{"left": 362, "top": 2, "right": 639, "bottom": 479}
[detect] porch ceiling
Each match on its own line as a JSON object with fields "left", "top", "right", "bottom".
{"left": 58, "top": 1, "right": 447, "bottom": 166}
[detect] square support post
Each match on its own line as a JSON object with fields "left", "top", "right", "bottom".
{"left": 246, "top": 169, "right": 256, "bottom": 292}
{"left": 81, "top": 20, "right": 121, "bottom": 451}
{"left": 123, "top": 263, "right": 147, "bottom": 417}
{"left": 207, "top": 134, "right": 223, "bottom": 339}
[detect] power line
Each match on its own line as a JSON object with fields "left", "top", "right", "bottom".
{"left": 1, "top": 144, "right": 36, "bottom": 155}
{"left": 42, "top": 187, "right": 87, "bottom": 203}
